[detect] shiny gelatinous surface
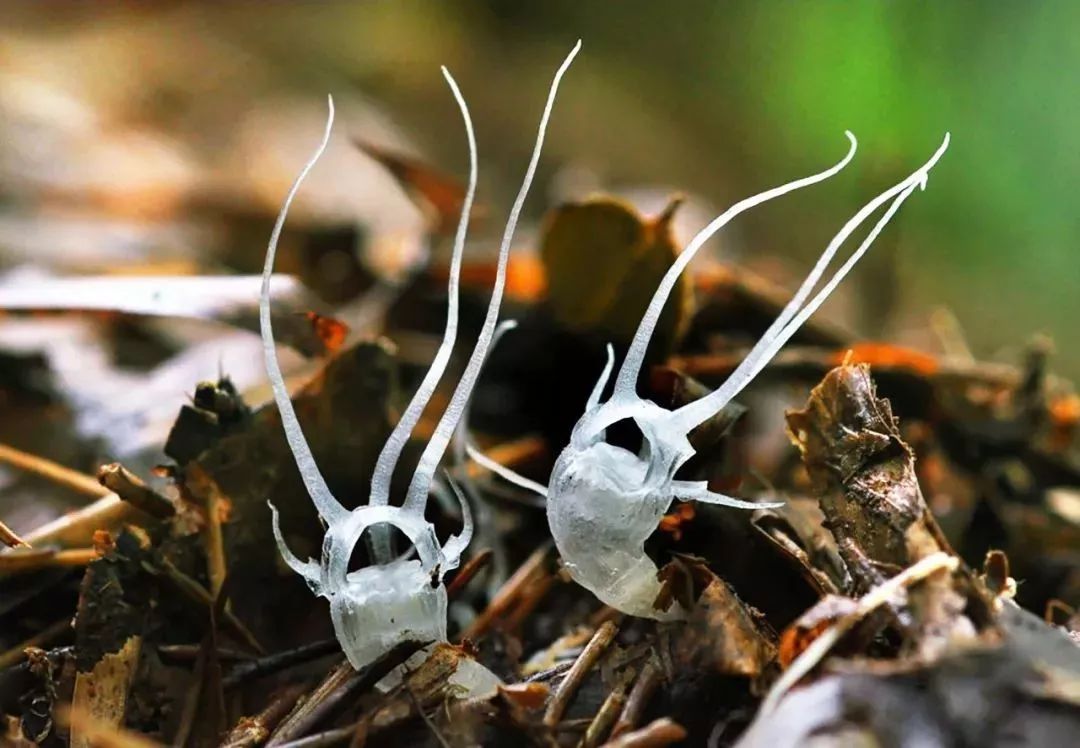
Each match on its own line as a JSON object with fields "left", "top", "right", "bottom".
{"left": 331, "top": 560, "right": 448, "bottom": 670}
{"left": 540, "top": 132, "right": 950, "bottom": 620}
{"left": 548, "top": 441, "right": 684, "bottom": 618}
{"left": 260, "top": 45, "right": 581, "bottom": 671}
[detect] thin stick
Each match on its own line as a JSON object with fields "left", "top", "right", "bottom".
{"left": 502, "top": 573, "right": 555, "bottom": 632}
{"left": 0, "top": 617, "right": 71, "bottom": 669}
{"left": 580, "top": 671, "right": 632, "bottom": 748}
{"left": 407, "top": 688, "right": 451, "bottom": 748}
{"left": 14, "top": 495, "right": 135, "bottom": 550}
{"left": 0, "top": 518, "right": 29, "bottom": 548}
{"left": 0, "top": 442, "right": 109, "bottom": 498}
{"left": 460, "top": 543, "right": 551, "bottom": 641}
{"left": 610, "top": 662, "right": 661, "bottom": 738}
{"left": 462, "top": 435, "right": 546, "bottom": 481}
{"left": 187, "top": 465, "right": 227, "bottom": 597}
{"left": 601, "top": 718, "right": 686, "bottom": 748}
{"left": 446, "top": 548, "right": 493, "bottom": 599}
{"left": 223, "top": 638, "right": 341, "bottom": 689}
{"left": 0, "top": 547, "right": 98, "bottom": 574}
{"left": 221, "top": 682, "right": 309, "bottom": 748}
{"left": 98, "top": 463, "right": 174, "bottom": 519}
{"left": 157, "top": 644, "right": 252, "bottom": 664}
{"left": 268, "top": 642, "right": 422, "bottom": 746}
{"left": 544, "top": 621, "right": 619, "bottom": 728}
{"left": 156, "top": 559, "right": 264, "bottom": 655}
{"left": 273, "top": 728, "right": 353, "bottom": 748}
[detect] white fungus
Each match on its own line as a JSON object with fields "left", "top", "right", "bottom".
{"left": 260, "top": 43, "right": 581, "bottom": 670}
{"left": 475, "top": 131, "right": 951, "bottom": 619}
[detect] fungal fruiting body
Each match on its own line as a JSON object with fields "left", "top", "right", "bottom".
{"left": 486, "top": 132, "right": 951, "bottom": 619}
{"left": 260, "top": 43, "right": 581, "bottom": 671}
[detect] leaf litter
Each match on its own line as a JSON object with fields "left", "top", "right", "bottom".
{"left": 0, "top": 40, "right": 1077, "bottom": 748}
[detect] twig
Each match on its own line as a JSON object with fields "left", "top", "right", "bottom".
{"left": 503, "top": 572, "right": 555, "bottom": 632}
{"left": 14, "top": 495, "right": 135, "bottom": 550}
{"left": 267, "top": 660, "right": 352, "bottom": 747}
{"left": 0, "top": 442, "right": 109, "bottom": 498}
{"left": 185, "top": 464, "right": 228, "bottom": 598}
{"left": 601, "top": 718, "right": 686, "bottom": 748}
{"left": 174, "top": 635, "right": 209, "bottom": 748}
{"left": 460, "top": 542, "right": 552, "bottom": 641}
{"left": 223, "top": 638, "right": 341, "bottom": 689}
{"left": 268, "top": 641, "right": 424, "bottom": 746}
{"left": 580, "top": 669, "right": 633, "bottom": 748}
{"left": 272, "top": 728, "right": 353, "bottom": 748}
{"left": 0, "top": 518, "right": 29, "bottom": 548}
{"left": 154, "top": 559, "right": 264, "bottom": 654}
{"left": 544, "top": 621, "right": 619, "bottom": 728}
{"left": 610, "top": 662, "right": 662, "bottom": 739}
{"left": 407, "top": 687, "right": 451, "bottom": 748}
{"left": 347, "top": 717, "right": 370, "bottom": 748}
{"left": 157, "top": 644, "right": 254, "bottom": 664}
{"left": 0, "top": 618, "right": 71, "bottom": 669}
{"left": 221, "top": 683, "right": 309, "bottom": 748}
{"left": 0, "top": 547, "right": 98, "bottom": 574}
{"left": 446, "top": 548, "right": 493, "bottom": 599}
{"left": 97, "top": 463, "right": 175, "bottom": 519}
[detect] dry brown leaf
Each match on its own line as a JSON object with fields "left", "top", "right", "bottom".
{"left": 540, "top": 196, "right": 693, "bottom": 350}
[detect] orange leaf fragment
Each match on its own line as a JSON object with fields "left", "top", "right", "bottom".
{"left": 833, "top": 342, "right": 939, "bottom": 377}
{"left": 303, "top": 311, "right": 349, "bottom": 356}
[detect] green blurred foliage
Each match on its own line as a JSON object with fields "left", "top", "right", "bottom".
{"left": 7, "top": 0, "right": 1079, "bottom": 373}
{"left": 273, "top": 0, "right": 1077, "bottom": 373}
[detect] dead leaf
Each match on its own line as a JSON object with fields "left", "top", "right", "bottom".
{"left": 354, "top": 139, "right": 481, "bottom": 236}
{"left": 540, "top": 196, "right": 693, "bottom": 350}
{"left": 0, "top": 270, "right": 341, "bottom": 357}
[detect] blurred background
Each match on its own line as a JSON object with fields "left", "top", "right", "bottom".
{"left": 0, "top": 0, "right": 1076, "bottom": 460}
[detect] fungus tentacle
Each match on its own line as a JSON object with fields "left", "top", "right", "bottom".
{"left": 465, "top": 444, "right": 550, "bottom": 498}
{"left": 669, "top": 480, "right": 782, "bottom": 510}
{"left": 586, "top": 343, "right": 616, "bottom": 413}
{"left": 260, "top": 96, "right": 346, "bottom": 525}
{"left": 365, "top": 68, "right": 479, "bottom": 563}
{"left": 268, "top": 501, "right": 322, "bottom": 593}
{"left": 611, "top": 132, "right": 859, "bottom": 401}
{"left": 403, "top": 40, "right": 582, "bottom": 514}
{"left": 368, "top": 68, "right": 478, "bottom": 507}
{"left": 456, "top": 319, "right": 551, "bottom": 501}
{"left": 262, "top": 48, "right": 579, "bottom": 674}
{"left": 545, "top": 133, "right": 950, "bottom": 621}
{"left": 440, "top": 475, "right": 473, "bottom": 568}
{"left": 668, "top": 133, "right": 951, "bottom": 434}
{"left": 450, "top": 319, "right": 525, "bottom": 591}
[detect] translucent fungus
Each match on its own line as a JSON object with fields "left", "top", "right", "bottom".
{"left": 260, "top": 43, "right": 581, "bottom": 669}
{"left": 476, "top": 132, "right": 951, "bottom": 619}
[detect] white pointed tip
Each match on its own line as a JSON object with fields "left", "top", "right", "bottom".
{"left": 843, "top": 130, "right": 857, "bottom": 146}
{"left": 322, "top": 95, "right": 336, "bottom": 138}
{"left": 917, "top": 132, "right": 952, "bottom": 191}
{"left": 566, "top": 39, "right": 583, "bottom": 64}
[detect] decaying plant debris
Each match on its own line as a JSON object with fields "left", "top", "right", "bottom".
{"left": 2, "top": 50, "right": 1080, "bottom": 748}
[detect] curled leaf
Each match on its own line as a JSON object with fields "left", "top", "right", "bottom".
{"left": 540, "top": 195, "right": 693, "bottom": 350}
